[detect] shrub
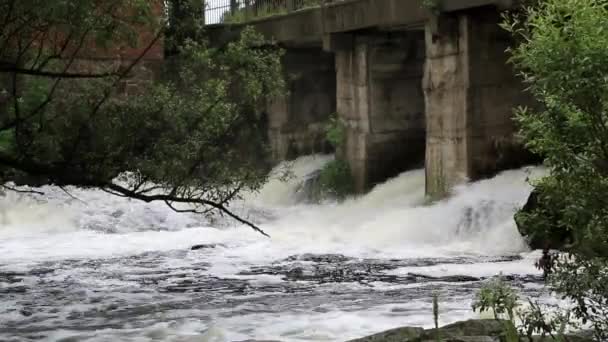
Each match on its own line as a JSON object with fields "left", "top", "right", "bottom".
{"left": 324, "top": 113, "right": 345, "bottom": 149}
{"left": 472, "top": 276, "right": 519, "bottom": 321}
{"left": 319, "top": 159, "right": 354, "bottom": 200}
{"left": 504, "top": 0, "right": 608, "bottom": 339}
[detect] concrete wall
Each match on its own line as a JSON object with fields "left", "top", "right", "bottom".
{"left": 267, "top": 48, "right": 336, "bottom": 161}
{"left": 209, "top": 1, "right": 537, "bottom": 197}
{"left": 423, "top": 8, "right": 535, "bottom": 199}
{"left": 334, "top": 32, "right": 426, "bottom": 192}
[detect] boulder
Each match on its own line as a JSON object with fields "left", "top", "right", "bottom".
{"left": 515, "top": 189, "right": 572, "bottom": 251}
{"left": 190, "top": 243, "right": 225, "bottom": 250}
{"left": 348, "top": 319, "right": 594, "bottom": 342}
{"left": 347, "top": 326, "right": 424, "bottom": 342}
{"left": 348, "top": 320, "right": 510, "bottom": 342}
{"left": 293, "top": 169, "right": 323, "bottom": 204}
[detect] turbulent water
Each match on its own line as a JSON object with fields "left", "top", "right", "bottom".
{"left": 0, "top": 155, "right": 551, "bottom": 342}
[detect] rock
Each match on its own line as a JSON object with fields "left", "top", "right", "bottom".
{"left": 515, "top": 188, "right": 572, "bottom": 250}
{"left": 529, "top": 336, "right": 592, "bottom": 342}
{"left": 349, "top": 319, "right": 512, "bottom": 342}
{"left": 408, "top": 273, "right": 481, "bottom": 283}
{"left": 347, "top": 326, "right": 424, "bottom": 342}
{"left": 19, "top": 309, "right": 33, "bottom": 317}
{"left": 421, "top": 319, "right": 509, "bottom": 339}
{"left": 349, "top": 319, "right": 595, "bottom": 342}
{"left": 190, "top": 244, "right": 224, "bottom": 250}
{"left": 293, "top": 169, "right": 323, "bottom": 204}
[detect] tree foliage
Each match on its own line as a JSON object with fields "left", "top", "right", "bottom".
{"left": 0, "top": 0, "right": 285, "bottom": 235}
{"left": 504, "top": 0, "right": 608, "bottom": 338}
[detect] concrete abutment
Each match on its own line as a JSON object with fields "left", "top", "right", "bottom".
{"left": 248, "top": 2, "right": 536, "bottom": 197}
{"left": 331, "top": 32, "right": 426, "bottom": 193}
{"left": 423, "top": 8, "right": 535, "bottom": 199}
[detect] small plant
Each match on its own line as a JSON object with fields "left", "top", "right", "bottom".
{"left": 300, "top": 0, "right": 323, "bottom": 10}
{"left": 221, "top": 9, "right": 247, "bottom": 23}
{"left": 0, "top": 129, "right": 14, "bottom": 152}
{"left": 324, "top": 113, "right": 345, "bottom": 149}
{"left": 319, "top": 159, "right": 354, "bottom": 200}
{"left": 221, "top": 3, "right": 288, "bottom": 23}
{"left": 472, "top": 275, "right": 519, "bottom": 321}
{"left": 517, "top": 301, "right": 577, "bottom": 342}
{"left": 432, "top": 291, "right": 440, "bottom": 342}
{"left": 422, "top": 0, "right": 441, "bottom": 14}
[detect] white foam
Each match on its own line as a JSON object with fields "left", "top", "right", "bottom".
{"left": 0, "top": 156, "right": 548, "bottom": 342}
{"left": 246, "top": 154, "right": 334, "bottom": 207}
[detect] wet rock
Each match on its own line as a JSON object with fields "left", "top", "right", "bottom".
{"left": 348, "top": 319, "right": 510, "bottom": 342}
{"left": 110, "top": 210, "right": 124, "bottom": 218}
{"left": 422, "top": 319, "right": 509, "bottom": 338}
{"left": 190, "top": 243, "right": 224, "bottom": 250}
{"left": 348, "top": 326, "right": 424, "bottom": 342}
{"left": 241, "top": 254, "right": 502, "bottom": 285}
{"left": 283, "top": 253, "right": 350, "bottom": 263}
{"left": 349, "top": 327, "right": 424, "bottom": 342}
{"left": 408, "top": 273, "right": 481, "bottom": 283}
{"left": 350, "top": 319, "right": 595, "bottom": 342}
{"left": 19, "top": 309, "right": 33, "bottom": 317}
{"left": 515, "top": 189, "right": 572, "bottom": 250}
{"left": 293, "top": 169, "right": 323, "bottom": 204}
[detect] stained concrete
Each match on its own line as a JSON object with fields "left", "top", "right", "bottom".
{"left": 207, "top": 0, "right": 536, "bottom": 197}
{"left": 423, "top": 8, "right": 535, "bottom": 198}
{"left": 266, "top": 48, "right": 336, "bottom": 161}
{"left": 334, "top": 32, "right": 426, "bottom": 192}
{"left": 204, "top": 0, "right": 518, "bottom": 48}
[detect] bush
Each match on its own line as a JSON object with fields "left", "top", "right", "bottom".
{"left": 319, "top": 159, "right": 354, "bottom": 200}
{"left": 324, "top": 113, "right": 345, "bottom": 150}
{"left": 504, "top": 0, "right": 608, "bottom": 339}
{"left": 472, "top": 277, "right": 577, "bottom": 341}
{"left": 472, "top": 276, "right": 519, "bottom": 321}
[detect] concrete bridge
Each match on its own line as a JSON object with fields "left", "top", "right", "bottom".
{"left": 207, "top": 0, "right": 534, "bottom": 199}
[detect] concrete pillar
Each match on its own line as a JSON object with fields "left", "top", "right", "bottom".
{"left": 267, "top": 48, "right": 336, "bottom": 161}
{"left": 423, "top": 8, "right": 535, "bottom": 199}
{"left": 334, "top": 32, "right": 426, "bottom": 192}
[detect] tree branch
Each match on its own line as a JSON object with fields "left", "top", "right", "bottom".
{"left": 0, "top": 151, "right": 270, "bottom": 237}
{"left": 105, "top": 183, "right": 270, "bottom": 237}
{"left": 1, "top": 184, "right": 44, "bottom": 195}
{"left": 0, "top": 63, "right": 121, "bottom": 79}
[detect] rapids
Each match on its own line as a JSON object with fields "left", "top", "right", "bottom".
{"left": 0, "top": 155, "right": 549, "bottom": 342}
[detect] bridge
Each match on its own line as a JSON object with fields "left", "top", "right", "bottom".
{"left": 205, "top": 0, "right": 534, "bottom": 198}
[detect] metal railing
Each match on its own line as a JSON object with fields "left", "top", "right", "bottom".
{"left": 204, "top": 0, "right": 332, "bottom": 24}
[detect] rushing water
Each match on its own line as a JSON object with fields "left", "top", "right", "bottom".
{"left": 0, "top": 155, "right": 549, "bottom": 342}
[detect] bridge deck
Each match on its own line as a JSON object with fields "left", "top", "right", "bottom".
{"left": 205, "top": 0, "right": 515, "bottom": 47}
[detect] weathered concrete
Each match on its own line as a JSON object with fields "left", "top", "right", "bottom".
{"left": 266, "top": 48, "right": 336, "bottom": 161}
{"left": 205, "top": 0, "right": 519, "bottom": 48}
{"left": 423, "top": 8, "right": 535, "bottom": 198}
{"left": 207, "top": 0, "right": 537, "bottom": 197}
{"left": 333, "top": 32, "right": 426, "bottom": 192}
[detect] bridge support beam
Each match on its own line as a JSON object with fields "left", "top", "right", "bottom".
{"left": 423, "top": 8, "right": 535, "bottom": 199}
{"left": 267, "top": 48, "right": 336, "bottom": 161}
{"left": 333, "top": 32, "right": 426, "bottom": 192}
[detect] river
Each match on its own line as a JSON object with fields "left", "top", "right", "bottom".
{"left": 0, "top": 155, "right": 549, "bottom": 342}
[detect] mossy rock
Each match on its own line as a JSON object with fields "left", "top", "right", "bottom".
{"left": 347, "top": 319, "right": 594, "bottom": 342}
{"left": 348, "top": 320, "right": 510, "bottom": 342}
{"left": 347, "top": 327, "right": 424, "bottom": 342}
{"left": 421, "top": 320, "right": 510, "bottom": 340}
